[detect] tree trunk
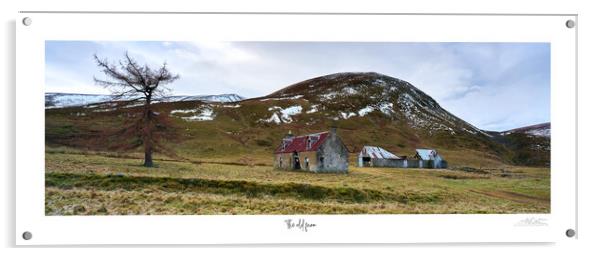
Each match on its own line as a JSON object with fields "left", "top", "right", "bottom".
{"left": 144, "top": 147, "right": 153, "bottom": 167}
{"left": 143, "top": 95, "right": 153, "bottom": 167}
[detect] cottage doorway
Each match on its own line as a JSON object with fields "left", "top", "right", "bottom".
{"left": 362, "top": 157, "right": 371, "bottom": 167}
{"left": 292, "top": 152, "right": 301, "bottom": 169}
{"left": 304, "top": 157, "right": 309, "bottom": 170}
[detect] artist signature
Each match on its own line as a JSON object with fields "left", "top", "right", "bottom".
{"left": 515, "top": 217, "right": 548, "bottom": 227}
{"left": 284, "top": 218, "right": 316, "bottom": 232}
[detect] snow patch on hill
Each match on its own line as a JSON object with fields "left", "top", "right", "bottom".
{"left": 261, "top": 105, "right": 303, "bottom": 124}
{"left": 394, "top": 92, "right": 487, "bottom": 136}
{"left": 281, "top": 106, "right": 302, "bottom": 116}
{"left": 321, "top": 92, "right": 338, "bottom": 100}
{"left": 171, "top": 106, "right": 215, "bottom": 121}
{"left": 260, "top": 95, "right": 304, "bottom": 101}
{"left": 181, "top": 108, "right": 214, "bottom": 121}
{"left": 164, "top": 94, "right": 244, "bottom": 103}
{"left": 182, "top": 109, "right": 215, "bottom": 121}
{"left": 340, "top": 112, "right": 357, "bottom": 119}
{"left": 342, "top": 87, "right": 358, "bottom": 95}
{"left": 358, "top": 106, "right": 374, "bottom": 116}
{"left": 171, "top": 109, "right": 196, "bottom": 114}
{"left": 355, "top": 103, "right": 394, "bottom": 118}
{"left": 263, "top": 113, "right": 282, "bottom": 124}
{"left": 378, "top": 103, "right": 394, "bottom": 115}
{"left": 526, "top": 128, "right": 551, "bottom": 137}
{"left": 306, "top": 105, "right": 319, "bottom": 114}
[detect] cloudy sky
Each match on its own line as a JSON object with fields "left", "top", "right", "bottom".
{"left": 45, "top": 41, "right": 550, "bottom": 131}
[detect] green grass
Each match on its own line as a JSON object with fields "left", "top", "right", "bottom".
{"left": 45, "top": 150, "right": 550, "bottom": 215}
{"left": 46, "top": 172, "right": 440, "bottom": 204}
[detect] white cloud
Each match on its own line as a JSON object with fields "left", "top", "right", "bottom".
{"left": 45, "top": 61, "right": 107, "bottom": 94}
{"left": 191, "top": 41, "right": 258, "bottom": 63}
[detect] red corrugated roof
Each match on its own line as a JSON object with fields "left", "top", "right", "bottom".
{"left": 275, "top": 131, "right": 330, "bottom": 153}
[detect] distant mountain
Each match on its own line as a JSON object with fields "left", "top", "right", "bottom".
{"left": 501, "top": 122, "right": 551, "bottom": 138}
{"left": 45, "top": 92, "right": 245, "bottom": 108}
{"left": 487, "top": 122, "right": 551, "bottom": 167}
{"left": 45, "top": 93, "right": 113, "bottom": 109}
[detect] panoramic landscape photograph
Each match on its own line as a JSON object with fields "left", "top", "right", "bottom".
{"left": 44, "top": 41, "right": 551, "bottom": 215}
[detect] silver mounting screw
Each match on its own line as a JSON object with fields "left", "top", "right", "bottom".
{"left": 566, "top": 229, "right": 576, "bottom": 238}
{"left": 565, "top": 19, "right": 575, "bottom": 29}
{"left": 22, "top": 231, "right": 32, "bottom": 240}
{"left": 22, "top": 17, "right": 32, "bottom": 26}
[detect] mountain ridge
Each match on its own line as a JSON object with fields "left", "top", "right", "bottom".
{"left": 501, "top": 122, "right": 551, "bottom": 137}
{"left": 253, "top": 72, "right": 490, "bottom": 138}
{"left": 45, "top": 92, "right": 245, "bottom": 108}
{"left": 45, "top": 72, "right": 550, "bottom": 167}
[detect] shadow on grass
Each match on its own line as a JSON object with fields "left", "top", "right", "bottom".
{"left": 46, "top": 172, "right": 441, "bottom": 204}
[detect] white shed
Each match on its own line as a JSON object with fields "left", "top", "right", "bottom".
{"left": 415, "top": 149, "right": 446, "bottom": 168}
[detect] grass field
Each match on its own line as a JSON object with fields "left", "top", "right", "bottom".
{"left": 45, "top": 148, "right": 550, "bottom": 215}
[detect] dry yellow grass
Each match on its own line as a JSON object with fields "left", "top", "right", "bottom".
{"left": 45, "top": 151, "right": 550, "bottom": 215}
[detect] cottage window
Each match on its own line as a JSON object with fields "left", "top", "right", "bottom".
{"left": 307, "top": 135, "right": 319, "bottom": 150}
{"left": 319, "top": 156, "right": 324, "bottom": 165}
{"left": 282, "top": 138, "right": 292, "bottom": 150}
{"left": 305, "top": 157, "right": 309, "bottom": 170}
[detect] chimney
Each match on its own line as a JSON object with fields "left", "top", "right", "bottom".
{"left": 285, "top": 130, "right": 294, "bottom": 138}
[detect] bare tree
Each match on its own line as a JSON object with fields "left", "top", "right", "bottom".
{"left": 93, "top": 52, "right": 180, "bottom": 167}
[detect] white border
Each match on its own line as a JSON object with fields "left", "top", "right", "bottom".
{"left": 16, "top": 13, "right": 576, "bottom": 245}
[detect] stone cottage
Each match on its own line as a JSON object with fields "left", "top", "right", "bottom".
{"left": 274, "top": 128, "right": 348, "bottom": 173}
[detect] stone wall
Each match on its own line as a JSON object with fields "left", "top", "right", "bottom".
{"left": 360, "top": 158, "right": 448, "bottom": 169}
{"left": 274, "top": 152, "right": 293, "bottom": 170}
{"left": 316, "top": 132, "right": 348, "bottom": 173}
{"left": 274, "top": 152, "right": 320, "bottom": 172}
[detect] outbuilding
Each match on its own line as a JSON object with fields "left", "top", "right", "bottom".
{"left": 357, "top": 146, "right": 448, "bottom": 169}
{"left": 414, "top": 149, "right": 447, "bottom": 168}
{"left": 358, "top": 146, "right": 406, "bottom": 167}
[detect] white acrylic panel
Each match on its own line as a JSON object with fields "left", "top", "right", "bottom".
{"left": 16, "top": 12, "right": 576, "bottom": 245}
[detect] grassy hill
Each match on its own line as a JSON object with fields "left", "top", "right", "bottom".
{"left": 47, "top": 72, "right": 551, "bottom": 167}
{"left": 44, "top": 72, "right": 550, "bottom": 215}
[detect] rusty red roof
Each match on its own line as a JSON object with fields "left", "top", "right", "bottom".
{"left": 275, "top": 131, "right": 330, "bottom": 154}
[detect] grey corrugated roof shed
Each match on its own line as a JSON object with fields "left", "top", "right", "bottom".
{"left": 415, "top": 149, "right": 444, "bottom": 161}
{"left": 359, "top": 146, "right": 401, "bottom": 159}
